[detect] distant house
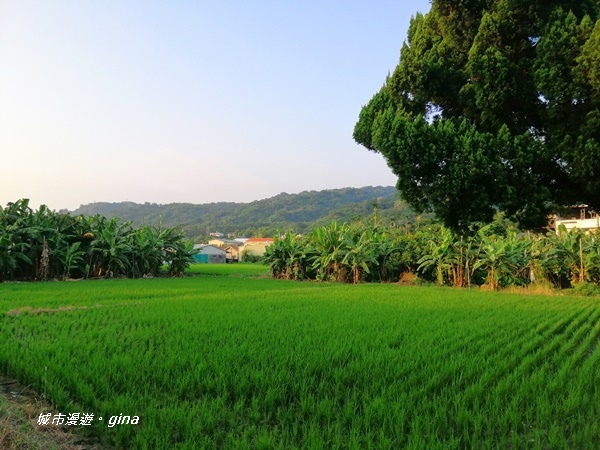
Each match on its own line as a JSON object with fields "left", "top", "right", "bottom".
{"left": 208, "top": 238, "right": 244, "bottom": 248}
{"left": 193, "top": 245, "right": 226, "bottom": 264}
{"left": 240, "top": 238, "right": 275, "bottom": 261}
{"left": 205, "top": 238, "right": 245, "bottom": 263}
{"left": 224, "top": 245, "right": 241, "bottom": 263}
{"left": 551, "top": 205, "right": 600, "bottom": 234}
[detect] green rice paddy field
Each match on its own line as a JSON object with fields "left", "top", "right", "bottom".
{"left": 1, "top": 264, "right": 599, "bottom": 449}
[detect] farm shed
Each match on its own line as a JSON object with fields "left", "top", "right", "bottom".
{"left": 193, "top": 244, "right": 226, "bottom": 264}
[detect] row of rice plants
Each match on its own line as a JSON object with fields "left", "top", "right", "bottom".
{"left": 1, "top": 276, "right": 599, "bottom": 448}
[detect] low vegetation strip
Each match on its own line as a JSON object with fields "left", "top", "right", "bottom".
{"left": 264, "top": 218, "right": 600, "bottom": 293}
{"left": 0, "top": 265, "right": 599, "bottom": 449}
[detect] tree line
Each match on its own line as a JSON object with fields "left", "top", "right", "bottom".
{"left": 0, "top": 199, "right": 196, "bottom": 282}
{"left": 69, "top": 186, "right": 405, "bottom": 241}
{"left": 264, "top": 215, "right": 600, "bottom": 293}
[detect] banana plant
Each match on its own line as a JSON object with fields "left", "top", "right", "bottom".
{"left": 543, "top": 225, "right": 588, "bottom": 287}
{"left": 471, "top": 228, "right": 529, "bottom": 290}
{"left": 309, "top": 222, "right": 350, "bottom": 282}
{"left": 265, "top": 232, "right": 311, "bottom": 280}
{"left": 446, "top": 235, "right": 480, "bottom": 288}
{"left": 583, "top": 234, "right": 600, "bottom": 284}
{"left": 417, "top": 226, "right": 455, "bottom": 286}
{"left": 0, "top": 199, "right": 201, "bottom": 282}
{"left": 342, "top": 229, "right": 378, "bottom": 284}
{"left": 60, "top": 241, "right": 85, "bottom": 279}
{"left": 164, "top": 230, "right": 198, "bottom": 277}
{"left": 263, "top": 235, "right": 288, "bottom": 279}
{"left": 129, "top": 225, "right": 165, "bottom": 277}
{"left": 90, "top": 218, "right": 133, "bottom": 277}
{"left": 0, "top": 233, "right": 31, "bottom": 281}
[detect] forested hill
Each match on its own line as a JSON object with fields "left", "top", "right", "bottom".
{"left": 70, "top": 186, "right": 420, "bottom": 241}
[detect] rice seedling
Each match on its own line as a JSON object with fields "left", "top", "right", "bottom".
{"left": 0, "top": 265, "right": 598, "bottom": 448}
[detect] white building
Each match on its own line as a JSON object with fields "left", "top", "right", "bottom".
{"left": 552, "top": 205, "right": 600, "bottom": 233}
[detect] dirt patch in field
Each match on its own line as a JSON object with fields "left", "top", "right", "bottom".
{"left": 6, "top": 303, "right": 141, "bottom": 317}
{"left": 6, "top": 306, "right": 88, "bottom": 317}
{"left": 0, "top": 375, "right": 112, "bottom": 450}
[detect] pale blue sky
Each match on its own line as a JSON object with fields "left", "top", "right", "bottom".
{"left": 0, "top": 1, "right": 431, "bottom": 210}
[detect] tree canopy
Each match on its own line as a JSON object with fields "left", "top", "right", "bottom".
{"left": 354, "top": 0, "right": 600, "bottom": 230}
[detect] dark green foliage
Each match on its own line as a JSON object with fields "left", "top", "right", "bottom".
{"left": 354, "top": 1, "right": 600, "bottom": 230}
{"left": 70, "top": 186, "right": 412, "bottom": 240}
{"left": 0, "top": 199, "right": 196, "bottom": 281}
{"left": 265, "top": 213, "right": 600, "bottom": 291}
{"left": 263, "top": 232, "right": 315, "bottom": 280}
{"left": 265, "top": 217, "right": 427, "bottom": 285}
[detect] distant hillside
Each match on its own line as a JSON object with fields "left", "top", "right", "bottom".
{"left": 70, "top": 186, "right": 422, "bottom": 241}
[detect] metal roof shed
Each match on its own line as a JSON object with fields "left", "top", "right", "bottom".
{"left": 192, "top": 245, "right": 226, "bottom": 264}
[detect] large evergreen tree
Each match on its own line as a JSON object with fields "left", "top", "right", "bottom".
{"left": 354, "top": 1, "right": 600, "bottom": 230}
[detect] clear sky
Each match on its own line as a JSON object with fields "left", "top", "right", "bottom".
{"left": 0, "top": 0, "right": 431, "bottom": 211}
